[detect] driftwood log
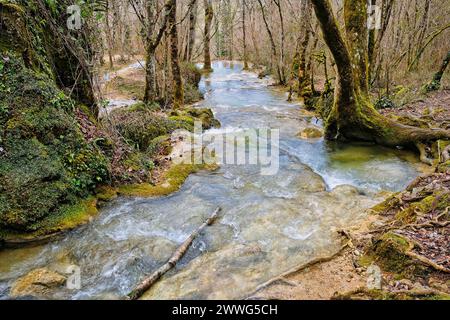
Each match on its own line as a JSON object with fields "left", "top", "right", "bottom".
{"left": 127, "top": 207, "right": 222, "bottom": 300}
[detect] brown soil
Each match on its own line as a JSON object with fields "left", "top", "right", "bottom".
{"left": 249, "top": 249, "right": 366, "bottom": 300}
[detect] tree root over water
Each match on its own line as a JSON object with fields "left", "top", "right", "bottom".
{"left": 127, "top": 207, "right": 222, "bottom": 300}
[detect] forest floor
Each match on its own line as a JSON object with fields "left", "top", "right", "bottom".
{"left": 252, "top": 89, "right": 450, "bottom": 300}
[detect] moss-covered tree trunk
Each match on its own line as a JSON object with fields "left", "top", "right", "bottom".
{"left": 168, "top": 0, "right": 184, "bottom": 109}
{"left": 242, "top": 0, "right": 249, "bottom": 70}
{"left": 203, "top": 0, "right": 213, "bottom": 71}
{"left": 144, "top": 48, "right": 158, "bottom": 103}
{"left": 185, "top": 0, "right": 198, "bottom": 62}
{"left": 310, "top": 0, "right": 450, "bottom": 148}
{"left": 297, "top": 0, "right": 312, "bottom": 98}
{"left": 426, "top": 50, "right": 450, "bottom": 92}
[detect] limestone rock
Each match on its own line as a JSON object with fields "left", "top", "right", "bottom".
{"left": 298, "top": 127, "right": 324, "bottom": 139}
{"left": 10, "top": 268, "right": 66, "bottom": 298}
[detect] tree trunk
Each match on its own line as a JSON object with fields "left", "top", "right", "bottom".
{"left": 257, "top": 0, "right": 283, "bottom": 84}
{"left": 297, "top": 0, "right": 312, "bottom": 98}
{"left": 242, "top": 0, "right": 249, "bottom": 70}
{"left": 144, "top": 48, "right": 157, "bottom": 102}
{"left": 168, "top": 0, "right": 184, "bottom": 109}
{"left": 274, "top": 0, "right": 286, "bottom": 84}
{"left": 310, "top": 0, "right": 450, "bottom": 147}
{"left": 426, "top": 51, "right": 450, "bottom": 92}
{"left": 185, "top": 0, "right": 198, "bottom": 61}
{"left": 367, "top": 0, "right": 376, "bottom": 81}
{"left": 203, "top": 0, "right": 213, "bottom": 71}
{"left": 344, "top": 0, "right": 369, "bottom": 94}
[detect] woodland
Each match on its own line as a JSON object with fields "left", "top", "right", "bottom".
{"left": 0, "top": 0, "right": 449, "bottom": 301}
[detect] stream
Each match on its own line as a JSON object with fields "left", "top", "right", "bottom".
{"left": 0, "top": 61, "right": 423, "bottom": 300}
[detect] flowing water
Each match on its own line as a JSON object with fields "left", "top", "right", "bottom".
{"left": 0, "top": 61, "right": 423, "bottom": 300}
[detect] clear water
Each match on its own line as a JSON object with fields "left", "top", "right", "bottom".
{"left": 0, "top": 61, "right": 421, "bottom": 300}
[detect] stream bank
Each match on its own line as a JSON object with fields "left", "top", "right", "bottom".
{"left": 0, "top": 61, "right": 432, "bottom": 300}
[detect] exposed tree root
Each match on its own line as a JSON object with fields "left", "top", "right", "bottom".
{"left": 405, "top": 251, "right": 450, "bottom": 274}
{"left": 247, "top": 241, "right": 351, "bottom": 298}
{"left": 127, "top": 207, "right": 222, "bottom": 300}
{"left": 334, "top": 287, "right": 448, "bottom": 300}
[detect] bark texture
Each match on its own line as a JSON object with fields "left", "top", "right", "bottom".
{"left": 168, "top": 0, "right": 184, "bottom": 109}
{"left": 203, "top": 0, "right": 213, "bottom": 71}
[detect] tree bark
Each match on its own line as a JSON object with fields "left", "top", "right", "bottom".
{"left": 426, "top": 51, "right": 450, "bottom": 92}
{"left": 185, "top": 0, "right": 198, "bottom": 61}
{"left": 242, "top": 0, "right": 249, "bottom": 70}
{"left": 310, "top": 0, "right": 450, "bottom": 147}
{"left": 297, "top": 0, "right": 312, "bottom": 98}
{"left": 203, "top": 0, "right": 213, "bottom": 71}
{"left": 344, "top": 0, "right": 369, "bottom": 94}
{"left": 273, "top": 0, "right": 286, "bottom": 84}
{"left": 168, "top": 0, "right": 184, "bottom": 109}
{"left": 257, "top": 0, "right": 283, "bottom": 84}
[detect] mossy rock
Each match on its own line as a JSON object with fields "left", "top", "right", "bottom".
{"left": 371, "top": 232, "right": 427, "bottom": 277}
{"left": 0, "top": 198, "right": 99, "bottom": 246}
{"left": 118, "top": 163, "right": 218, "bottom": 198}
{"left": 181, "top": 62, "right": 202, "bottom": 88}
{"left": 298, "top": 127, "right": 324, "bottom": 139}
{"left": 106, "top": 107, "right": 191, "bottom": 151}
{"left": 0, "top": 55, "right": 109, "bottom": 232}
{"left": 170, "top": 107, "right": 221, "bottom": 130}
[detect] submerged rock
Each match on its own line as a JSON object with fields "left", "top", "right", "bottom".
{"left": 10, "top": 268, "right": 66, "bottom": 298}
{"left": 331, "top": 185, "right": 361, "bottom": 197}
{"left": 298, "top": 127, "right": 324, "bottom": 139}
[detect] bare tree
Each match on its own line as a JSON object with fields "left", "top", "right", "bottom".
{"left": 310, "top": 0, "right": 450, "bottom": 147}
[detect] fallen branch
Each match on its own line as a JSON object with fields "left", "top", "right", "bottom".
{"left": 127, "top": 207, "right": 222, "bottom": 300}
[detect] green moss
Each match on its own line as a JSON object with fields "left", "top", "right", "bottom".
{"left": 118, "top": 163, "right": 218, "bottom": 198}
{"left": 371, "top": 194, "right": 399, "bottom": 214}
{"left": 106, "top": 107, "right": 190, "bottom": 151}
{"left": 169, "top": 115, "right": 195, "bottom": 127}
{"left": 0, "top": 198, "right": 99, "bottom": 243}
{"left": 0, "top": 54, "right": 108, "bottom": 232}
{"left": 358, "top": 254, "right": 374, "bottom": 268}
{"left": 371, "top": 232, "right": 429, "bottom": 277}
{"left": 95, "top": 186, "right": 118, "bottom": 203}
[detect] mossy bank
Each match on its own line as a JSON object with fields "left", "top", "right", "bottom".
{"left": 0, "top": 55, "right": 220, "bottom": 246}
